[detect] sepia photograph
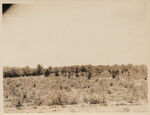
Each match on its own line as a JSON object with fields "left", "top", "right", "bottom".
{"left": 1, "top": 0, "right": 150, "bottom": 113}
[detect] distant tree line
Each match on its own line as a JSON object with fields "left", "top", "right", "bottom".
{"left": 3, "top": 64, "right": 147, "bottom": 79}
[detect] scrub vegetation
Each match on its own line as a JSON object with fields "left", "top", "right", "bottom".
{"left": 3, "top": 64, "right": 148, "bottom": 112}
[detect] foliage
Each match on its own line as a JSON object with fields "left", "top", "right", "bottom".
{"left": 3, "top": 64, "right": 147, "bottom": 80}
{"left": 3, "top": 73, "right": 147, "bottom": 109}
{"left": 37, "top": 64, "right": 44, "bottom": 76}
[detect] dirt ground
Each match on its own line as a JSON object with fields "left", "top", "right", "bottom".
{"left": 4, "top": 104, "right": 148, "bottom": 113}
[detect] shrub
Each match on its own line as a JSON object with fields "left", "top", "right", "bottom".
{"left": 45, "top": 69, "right": 50, "bottom": 77}
{"left": 15, "top": 99, "right": 23, "bottom": 109}
{"left": 100, "top": 70, "right": 112, "bottom": 78}
{"left": 48, "top": 93, "right": 68, "bottom": 106}
{"left": 90, "top": 98, "right": 99, "bottom": 104}
{"left": 75, "top": 73, "right": 79, "bottom": 77}
{"left": 55, "top": 70, "right": 59, "bottom": 76}
{"left": 88, "top": 72, "right": 92, "bottom": 80}
{"left": 34, "top": 97, "right": 43, "bottom": 106}
{"left": 37, "top": 64, "right": 44, "bottom": 76}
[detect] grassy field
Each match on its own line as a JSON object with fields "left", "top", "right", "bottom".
{"left": 3, "top": 71, "right": 148, "bottom": 112}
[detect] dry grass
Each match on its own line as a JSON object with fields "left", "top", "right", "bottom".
{"left": 3, "top": 74, "right": 148, "bottom": 112}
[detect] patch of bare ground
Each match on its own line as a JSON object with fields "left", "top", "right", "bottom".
{"left": 4, "top": 104, "right": 148, "bottom": 113}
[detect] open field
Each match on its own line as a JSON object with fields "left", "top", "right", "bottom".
{"left": 3, "top": 64, "right": 148, "bottom": 112}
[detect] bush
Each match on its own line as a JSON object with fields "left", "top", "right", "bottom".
{"left": 47, "top": 92, "right": 68, "bottom": 106}
{"left": 37, "top": 64, "right": 44, "bottom": 76}
{"left": 75, "top": 73, "right": 79, "bottom": 77}
{"left": 88, "top": 72, "right": 92, "bottom": 80}
{"left": 3, "top": 64, "right": 147, "bottom": 79}
{"left": 90, "top": 98, "right": 99, "bottom": 104}
{"left": 55, "top": 70, "right": 59, "bottom": 76}
{"left": 45, "top": 69, "right": 50, "bottom": 77}
{"left": 15, "top": 99, "right": 23, "bottom": 109}
{"left": 100, "top": 70, "right": 112, "bottom": 78}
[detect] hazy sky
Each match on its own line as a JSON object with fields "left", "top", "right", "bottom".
{"left": 1, "top": 0, "right": 150, "bottom": 67}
